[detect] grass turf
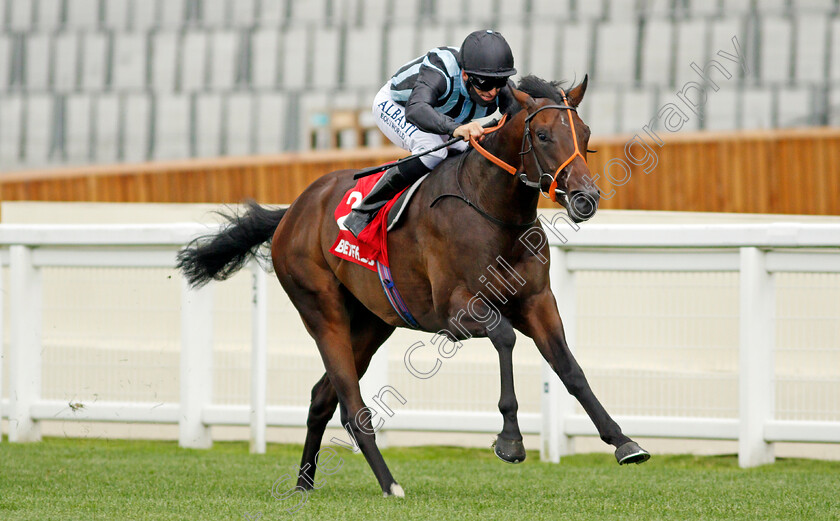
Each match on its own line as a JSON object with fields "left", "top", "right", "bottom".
{"left": 1, "top": 437, "right": 838, "bottom": 520}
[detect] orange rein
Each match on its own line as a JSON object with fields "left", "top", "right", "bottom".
{"left": 467, "top": 91, "right": 588, "bottom": 203}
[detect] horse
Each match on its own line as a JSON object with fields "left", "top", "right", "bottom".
{"left": 177, "top": 75, "right": 650, "bottom": 498}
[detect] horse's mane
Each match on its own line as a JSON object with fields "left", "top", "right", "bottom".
{"left": 504, "top": 75, "right": 568, "bottom": 115}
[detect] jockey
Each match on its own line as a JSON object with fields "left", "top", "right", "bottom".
{"left": 343, "top": 29, "right": 518, "bottom": 238}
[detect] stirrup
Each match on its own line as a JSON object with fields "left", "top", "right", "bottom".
{"left": 344, "top": 209, "right": 375, "bottom": 238}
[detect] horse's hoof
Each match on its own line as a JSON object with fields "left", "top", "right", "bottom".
{"left": 382, "top": 483, "right": 405, "bottom": 498}
{"left": 493, "top": 436, "right": 527, "bottom": 464}
{"left": 615, "top": 441, "right": 651, "bottom": 465}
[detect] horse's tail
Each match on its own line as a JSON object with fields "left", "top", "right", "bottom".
{"left": 177, "top": 200, "right": 288, "bottom": 288}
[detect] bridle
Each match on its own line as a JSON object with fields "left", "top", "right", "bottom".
{"left": 469, "top": 90, "right": 588, "bottom": 205}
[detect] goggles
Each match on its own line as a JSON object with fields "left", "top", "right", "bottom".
{"left": 468, "top": 74, "right": 508, "bottom": 91}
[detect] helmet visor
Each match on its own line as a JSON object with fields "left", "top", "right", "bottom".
{"left": 468, "top": 74, "right": 509, "bottom": 91}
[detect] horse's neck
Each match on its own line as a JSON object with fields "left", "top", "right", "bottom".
{"left": 461, "top": 114, "right": 540, "bottom": 226}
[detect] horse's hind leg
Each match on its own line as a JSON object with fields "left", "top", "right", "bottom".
{"left": 297, "top": 310, "right": 395, "bottom": 490}
{"left": 282, "top": 269, "right": 401, "bottom": 496}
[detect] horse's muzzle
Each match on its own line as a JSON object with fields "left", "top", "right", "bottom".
{"left": 567, "top": 189, "right": 600, "bottom": 223}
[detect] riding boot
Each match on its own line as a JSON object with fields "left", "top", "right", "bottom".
{"left": 344, "top": 157, "right": 431, "bottom": 238}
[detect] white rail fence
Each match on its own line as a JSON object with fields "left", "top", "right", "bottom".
{"left": 1, "top": 223, "right": 839, "bottom": 468}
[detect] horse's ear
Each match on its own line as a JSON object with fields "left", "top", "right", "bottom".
{"left": 512, "top": 88, "right": 536, "bottom": 111}
{"left": 568, "top": 74, "right": 588, "bottom": 107}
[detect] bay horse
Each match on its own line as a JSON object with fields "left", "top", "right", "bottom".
{"left": 177, "top": 75, "right": 650, "bottom": 498}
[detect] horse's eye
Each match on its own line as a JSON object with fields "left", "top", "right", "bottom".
{"left": 537, "top": 132, "right": 548, "bottom": 142}
{"left": 586, "top": 149, "right": 598, "bottom": 154}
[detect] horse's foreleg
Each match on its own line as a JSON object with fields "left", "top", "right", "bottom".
{"left": 519, "top": 291, "right": 650, "bottom": 464}
{"left": 487, "top": 317, "right": 526, "bottom": 463}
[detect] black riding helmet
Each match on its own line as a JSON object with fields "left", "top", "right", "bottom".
{"left": 460, "top": 30, "right": 517, "bottom": 78}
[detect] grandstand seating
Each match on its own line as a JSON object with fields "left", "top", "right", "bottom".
{"left": 0, "top": 0, "right": 838, "bottom": 171}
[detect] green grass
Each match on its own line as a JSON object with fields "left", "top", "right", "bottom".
{"left": 1, "top": 437, "right": 838, "bottom": 520}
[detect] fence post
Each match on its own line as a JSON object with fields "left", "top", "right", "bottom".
{"left": 541, "top": 246, "right": 576, "bottom": 462}
{"left": 9, "top": 246, "right": 42, "bottom": 442}
{"left": 250, "top": 262, "right": 267, "bottom": 454}
{"left": 739, "top": 247, "right": 775, "bottom": 467}
{"left": 180, "top": 278, "right": 214, "bottom": 449}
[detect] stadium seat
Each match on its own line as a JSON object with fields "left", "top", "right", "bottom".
{"left": 333, "top": 0, "right": 361, "bottom": 25}
{"left": 225, "top": 94, "right": 254, "bottom": 155}
{"left": 25, "top": 95, "right": 54, "bottom": 165}
{"left": 123, "top": 94, "right": 151, "bottom": 162}
{"left": 759, "top": 17, "right": 793, "bottom": 85}
{"left": 384, "top": 23, "right": 417, "bottom": 76}
{"left": 829, "top": 87, "right": 840, "bottom": 126}
{"left": 257, "top": 0, "right": 288, "bottom": 27}
{"left": 310, "top": 27, "right": 340, "bottom": 89}
{"left": 530, "top": 0, "right": 572, "bottom": 20}
{"left": 416, "top": 24, "right": 449, "bottom": 57}
{"left": 755, "top": 0, "right": 789, "bottom": 16}
{"left": 132, "top": 0, "right": 158, "bottom": 31}
{"left": 255, "top": 93, "right": 288, "bottom": 153}
{"left": 497, "top": 0, "right": 529, "bottom": 23}
{"left": 720, "top": 0, "right": 752, "bottom": 16}
{"left": 559, "top": 22, "right": 593, "bottom": 84}
{"left": 81, "top": 33, "right": 108, "bottom": 91}
{"left": 159, "top": 0, "right": 186, "bottom": 28}
{"left": 362, "top": 0, "right": 393, "bottom": 26}
{"left": 640, "top": 19, "right": 674, "bottom": 87}
{"left": 231, "top": 0, "right": 257, "bottom": 27}
{"left": 36, "top": 0, "right": 64, "bottom": 30}
{"left": 66, "top": 0, "right": 100, "bottom": 29}
{"left": 297, "top": 91, "right": 330, "bottom": 150}
{"left": 828, "top": 18, "right": 840, "bottom": 83}
{"left": 576, "top": 0, "right": 604, "bottom": 20}
{"left": 201, "top": 0, "right": 228, "bottom": 28}
{"left": 94, "top": 94, "right": 120, "bottom": 162}
{"left": 674, "top": 20, "right": 709, "bottom": 87}
{"left": 429, "top": 0, "right": 465, "bottom": 24}
{"left": 708, "top": 18, "right": 744, "bottom": 84}
{"left": 344, "top": 25, "right": 385, "bottom": 89}
{"left": 8, "top": 0, "right": 32, "bottom": 31}
{"left": 389, "top": 0, "right": 422, "bottom": 23}
{"left": 619, "top": 88, "right": 658, "bottom": 134}
{"left": 703, "top": 86, "right": 738, "bottom": 130}
{"left": 281, "top": 27, "right": 309, "bottom": 89}
{"left": 606, "top": 0, "right": 637, "bottom": 20}
{"left": 103, "top": 0, "right": 130, "bottom": 29}
{"left": 251, "top": 29, "right": 280, "bottom": 88}
{"left": 775, "top": 86, "right": 813, "bottom": 127}
{"left": 527, "top": 21, "right": 561, "bottom": 82}
{"left": 209, "top": 31, "right": 239, "bottom": 90}
{"left": 25, "top": 34, "right": 50, "bottom": 90}
{"left": 580, "top": 87, "right": 619, "bottom": 135}
{"left": 687, "top": 0, "right": 720, "bottom": 18}
{"left": 288, "top": 0, "right": 328, "bottom": 24}
{"left": 791, "top": 0, "right": 837, "bottom": 13}
{"left": 794, "top": 15, "right": 829, "bottom": 84}
{"left": 595, "top": 21, "right": 638, "bottom": 86}
{"left": 0, "top": 95, "right": 23, "bottom": 167}
{"left": 151, "top": 32, "right": 178, "bottom": 91}
{"left": 740, "top": 87, "right": 773, "bottom": 129}
{"left": 64, "top": 94, "right": 92, "bottom": 162}
{"left": 0, "top": 36, "right": 11, "bottom": 91}
{"left": 195, "top": 93, "right": 223, "bottom": 157}
{"left": 112, "top": 34, "right": 148, "bottom": 90}
{"left": 53, "top": 33, "right": 79, "bottom": 92}
{"left": 638, "top": 0, "right": 675, "bottom": 19}
{"left": 153, "top": 95, "right": 191, "bottom": 159}
{"left": 464, "top": 0, "right": 496, "bottom": 26}
{"left": 181, "top": 32, "right": 208, "bottom": 91}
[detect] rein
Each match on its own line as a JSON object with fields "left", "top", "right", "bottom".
{"left": 468, "top": 90, "right": 587, "bottom": 204}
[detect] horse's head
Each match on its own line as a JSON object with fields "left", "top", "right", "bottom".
{"left": 511, "top": 75, "right": 598, "bottom": 223}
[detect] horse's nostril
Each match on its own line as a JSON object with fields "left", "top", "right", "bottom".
{"left": 569, "top": 190, "right": 599, "bottom": 220}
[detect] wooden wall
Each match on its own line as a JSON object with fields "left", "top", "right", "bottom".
{"left": 1, "top": 128, "right": 838, "bottom": 216}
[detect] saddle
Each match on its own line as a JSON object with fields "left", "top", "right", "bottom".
{"left": 331, "top": 170, "right": 429, "bottom": 271}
